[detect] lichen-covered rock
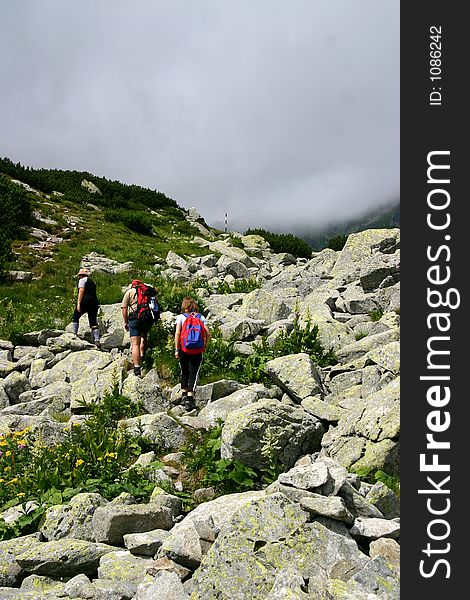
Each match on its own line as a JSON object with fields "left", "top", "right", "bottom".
{"left": 15, "top": 539, "right": 116, "bottom": 577}
{"left": 92, "top": 503, "right": 174, "bottom": 545}
{"left": 120, "top": 413, "right": 189, "bottom": 449}
{"left": 221, "top": 399, "right": 325, "bottom": 470}
{"left": 40, "top": 492, "right": 108, "bottom": 541}
{"left": 238, "top": 289, "right": 291, "bottom": 324}
{"left": 331, "top": 229, "right": 400, "bottom": 285}
{"left": 265, "top": 353, "right": 323, "bottom": 401}
{"left": 97, "top": 550, "right": 154, "bottom": 584}
{"left": 300, "top": 495, "right": 354, "bottom": 525}
{"left": 278, "top": 462, "right": 329, "bottom": 490}
{"left": 350, "top": 517, "right": 400, "bottom": 541}
{"left": 191, "top": 494, "right": 369, "bottom": 600}
{"left": 31, "top": 349, "right": 113, "bottom": 388}
{"left": 349, "top": 556, "right": 400, "bottom": 599}
{"left": 122, "top": 369, "right": 168, "bottom": 414}
{"left": 46, "top": 333, "right": 94, "bottom": 353}
{"left": 2, "top": 371, "right": 31, "bottom": 403}
{"left": 123, "top": 529, "right": 171, "bottom": 556}
{"left": 365, "top": 482, "right": 400, "bottom": 519}
{"left": 335, "top": 329, "right": 399, "bottom": 363}
{"left": 369, "top": 538, "right": 400, "bottom": 569}
{"left": 134, "top": 570, "right": 189, "bottom": 600}
{"left": 198, "top": 385, "right": 274, "bottom": 426}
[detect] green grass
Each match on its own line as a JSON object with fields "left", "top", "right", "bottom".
{"left": 0, "top": 193, "right": 210, "bottom": 340}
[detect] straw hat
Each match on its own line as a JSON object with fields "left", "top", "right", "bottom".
{"left": 76, "top": 267, "right": 90, "bottom": 276}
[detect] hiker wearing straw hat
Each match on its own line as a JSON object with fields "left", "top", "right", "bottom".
{"left": 71, "top": 267, "right": 101, "bottom": 348}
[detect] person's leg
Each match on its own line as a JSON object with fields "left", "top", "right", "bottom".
{"left": 131, "top": 335, "right": 142, "bottom": 373}
{"left": 128, "top": 319, "right": 142, "bottom": 375}
{"left": 140, "top": 333, "right": 147, "bottom": 361}
{"left": 187, "top": 353, "right": 203, "bottom": 397}
{"left": 71, "top": 308, "right": 81, "bottom": 335}
{"left": 87, "top": 303, "right": 101, "bottom": 346}
{"left": 179, "top": 351, "right": 190, "bottom": 396}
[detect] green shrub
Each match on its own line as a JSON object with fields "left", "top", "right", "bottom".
{"left": 181, "top": 426, "right": 258, "bottom": 496}
{"left": 369, "top": 309, "right": 384, "bottom": 322}
{"left": 326, "top": 234, "right": 348, "bottom": 251}
{"left": 200, "top": 315, "right": 337, "bottom": 385}
{"left": 215, "top": 278, "right": 260, "bottom": 294}
{"left": 0, "top": 175, "right": 33, "bottom": 273}
{"left": 245, "top": 228, "right": 312, "bottom": 259}
{"left": 0, "top": 388, "right": 152, "bottom": 531}
{"left": 104, "top": 208, "right": 154, "bottom": 235}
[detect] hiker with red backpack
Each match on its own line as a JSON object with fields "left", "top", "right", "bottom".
{"left": 121, "top": 279, "right": 160, "bottom": 376}
{"left": 174, "top": 297, "right": 210, "bottom": 411}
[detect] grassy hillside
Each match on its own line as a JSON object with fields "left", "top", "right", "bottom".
{"left": 0, "top": 158, "right": 213, "bottom": 341}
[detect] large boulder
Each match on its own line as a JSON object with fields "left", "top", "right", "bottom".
{"left": 39, "top": 493, "right": 108, "bottom": 541}
{"left": 92, "top": 502, "right": 174, "bottom": 545}
{"left": 265, "top": 353, "right": 323, "bottom": 402}
{"left": 238, "top": 289, "right": 291, "bottom": 324}
{"left": 191, "top": 493, "right": 369, "bottom": 600}
{"left": 331, "top": 229, "right": 400, "bottom": 285}
{"left": 221, "top": 399, "right": 325, "bottom": 470}
{"left": 30, "top": 349, "right": 113, "bottom": 389}
{"left": 15, "top": 539, "right": 116, "bottom": 577}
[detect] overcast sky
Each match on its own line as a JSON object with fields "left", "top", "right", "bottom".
{"left": 0, "top": 1, "right": 399, "bottom": 233}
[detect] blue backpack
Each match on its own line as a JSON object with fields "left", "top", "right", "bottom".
{"left": 180, "top": 313, "right": 205, "bottom": 353}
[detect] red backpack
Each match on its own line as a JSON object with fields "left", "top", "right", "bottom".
{"left": 180, "top": 312, "right": 205, "bottom": 354}
{"left": 132, "top": 280, "right": 159, "bottom": 325}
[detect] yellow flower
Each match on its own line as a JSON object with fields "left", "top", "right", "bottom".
{"left": 17, "top": 439, "right": 27, "bottom": 446}
{"left": 4, "top": 466, "right": 11, "bottom": 472}
{"left": 105, "top": 452, "right": 117, "bottom": 459}
{"left": 5, "top": 451, "right": 12, "bottom": 457}
{"left": 8, "top": 477, "right": 18, "bottom": 484}
{"left": 0, "top": 478, "right": 4, "bottom": 483}
{"left": 73, "top": 422, "right": 81, "bottom": 427}
{"left": 0, "top": 440, "right": 7, "bottom": 447}
{"left": 75, "top": 459, "right": 85, "bottom": 467}
{"left": 17, "top": 492, "right": 26, "bottom": 498}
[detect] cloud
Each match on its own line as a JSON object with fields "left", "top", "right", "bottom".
{"left": 0, "top": 0, "right": 399, "bottom": 232}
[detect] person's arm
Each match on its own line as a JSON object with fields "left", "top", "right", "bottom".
{"left": 174, "top": 322, "right": 181, "bottom": 358}
{"left": 203, "top": 324, "right": 211, "bottom": 347}
{"left": 121, "top": 306, "right": 129, "bottom": 331}
{"left": 77, "top": 287, "right": 85, "bottom": 311}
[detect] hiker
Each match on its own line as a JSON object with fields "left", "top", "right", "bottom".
{"left": 71, "top": 267, "right": 101, "bottom": 348}
{"left": 121, "top": 279, "right": 159, "bottom": 376}
{"left": 174, "top": 297, "right": 210, "bottom": 411}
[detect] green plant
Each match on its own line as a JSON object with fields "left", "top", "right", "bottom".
{"left": 369, "top": 309, "right": 384, "bottom": 322}
{"left": 326, "top": 234, "right": 348, "bottom": 251}
{"left": 0, "top": 175, "right": 33, "bottom": 274}
{"left": 350, "top": 467, "right": 400, "bottom": 497}
{"left": 259, "top": 426, "right": 282, "bottom": 484}
{"left": 215, "top": 278, "right": 260, "bottom": 294}
{"left": 180, "top": 426, "right": 257, "bottom": 495}
{"left": 104, "top": 208, "right": 154, "bottom": 235}
{"left": 355, "top": 331, "right": 368, "bottom": 341}
{"left": 245, "top": 228, "right": 313, "bottom": 259}
{"left": 0, "top": 387, "right": 152, "bottom": 529}
{"left": 229, "top": 235, "right": 244, "bottom": 249}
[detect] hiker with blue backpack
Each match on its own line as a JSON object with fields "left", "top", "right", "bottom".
{"left": 122, "top": 279, "right": 160, "bottom": 376}
{"left": 174, "top": 297, "right": 210, "bottom": 411}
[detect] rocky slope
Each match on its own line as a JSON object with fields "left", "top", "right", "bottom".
{"left": 0, "top": 226, "right": 400, "bottom": 599}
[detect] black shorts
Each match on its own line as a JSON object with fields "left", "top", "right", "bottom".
{"left": 128, "top": 316, "right": 153, "bottom": 337}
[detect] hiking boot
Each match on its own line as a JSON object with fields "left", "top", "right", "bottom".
{"left": 184, "top": 397, "right": 197, "bottom": 412}
{"left": 94, "top": 340, "right": 101, "bottom": 350}
{"left": 133, "top": 366, "right": 142, "bottom": 377}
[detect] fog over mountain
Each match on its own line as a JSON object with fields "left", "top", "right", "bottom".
{"left": 0, "top": 0, "right": 399, "bottom": 232}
